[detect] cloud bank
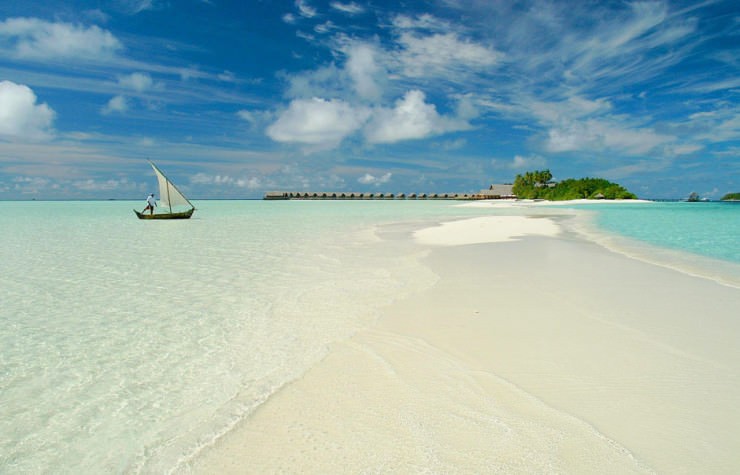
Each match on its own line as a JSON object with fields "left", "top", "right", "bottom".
{"left": 0, "top": 81, "right": 55, "bottom": 140}
{"left": 0, "top": 17, "right": 121, "bottom": 61}
{"left": 266, "top": 97, "right": 370, "bottom": 146}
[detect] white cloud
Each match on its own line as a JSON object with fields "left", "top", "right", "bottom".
{"left": 118, "top": 0, "right": 157, "bottom": 14}
{"left": 491, "top": 154, "right": 547, "bottom": 170}
{"left": 296, "top": 0, "right": 317, "bottom": 18}
{"left": 530, "top": 96, "right": 612, "bottom": 123}
{"left": 118, "top": 72, "right": 154, "bottom": 92}
{"left": 511, "top": 154, "right": 547, "bottom": 169}
{"left": 364, "top": 90, "right": 470, "bottom": 143}
{"left": 392, "top": 14, "right": 450, "bottom": 32}
{"left": 666, "top": 143, "right": 703, "bottom": 156}
{"left": 454, "top": 93, "right": 479, "bottom": 120}
{"left": 102, "top": 73, "right": 162, "bottom": 115}
{"left": 218, "top": 71, "right": 236, "bottom": 82}
{"left": 102, "top": 95, "right": 128, "bottom": 115}
{"left": 396, "top": 32, "right": 501, "bottom": 78}
{"left": 283, "top": 39, "right": 386, "bottom": 103}
{"left": 387, "top": 14, "right": 502, "bottom": 81}
{"left": 314, "top": 21, "right": 336, "bottom": 34}
{"left": 237, "top": 110, "right": 256, "bottom": 123}
{"left": 12, "top": 176, "right": 51, "bottom": 194}
{"left": 134, "top": 0, "right": 155, "bottom": 13}
{"left": 284, "top": 64, "right": 343, "bottom": 99}
{"left": 73, "top": 178, "right": 134, "bottom": 191}
{"left": 440, "top": 138, "right": 467, "bottom": 150}
{"left": 344, "top": 42, "right": 383, "bottom": 101}
{"left": 597, "top": 159, "right": 671, "bottom": 180}
{"left": 83, "top": 9, "right": 110, "bottom": 23}
{"left": 544, "top": 2, "right": 693, "bottom": 88}
{"left": 463, "top": 0, "right": 701, "bottom": 108}
{"left": 330, "top": 2, "right": 364, "bottom": 15}
{"left": 266, "top": 97, "right": 370, "bottom": 146}
{"left": 191, "top": 173, "right": 263, "bottom": 189}
{"left": 358, "top": 172, "right": 392, "bottom": 185}
{"left": 267, "top": 89, "right": 472, "bottom": 148}
{"left": 685, "top": 106, "right": 740, "bottom": 143}
{"left": 596, "top": 2, "right": 668, "bottom": 52}
{"left": 0, "top": 81, "right": 55, "bottom": 140}
{"left": 524, "top": 94, "right": 674, "bottom": 156}
{"left": 0, "top": 17, "right": 122, "bottom": 61}
{"left": 545, "top": 118, "right": 673, "bottom": 155}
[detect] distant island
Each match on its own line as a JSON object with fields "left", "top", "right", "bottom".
{"left": 512, "top": 170, "right": 637, "bottom": 200}
{"left": 721, "top": 192, "right": 740, "bottom": 201}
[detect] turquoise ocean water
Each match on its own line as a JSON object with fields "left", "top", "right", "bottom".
{"left": 553, "top": 201, "right": 740, "bottom": 287}
{"left": 571, "top": 201, "right": 739, "bottom": 263}
{"left": 1, "top": 199, "right": 738, "bottom": 473}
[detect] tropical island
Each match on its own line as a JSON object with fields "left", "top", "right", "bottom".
{"left": 512, "top": 170, "right": 638, "bottom": 200}
{"left": 721, "top": 192, "right": 740, "bottom": 201}
{"left": 264, "top": 169, "right": 638, "bottom": 201}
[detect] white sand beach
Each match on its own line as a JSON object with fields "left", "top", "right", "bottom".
{"left": 191, "top": 213, "right": 740, "bottom": 474}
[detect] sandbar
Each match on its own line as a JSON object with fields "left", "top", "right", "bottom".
{"left": 190, "top": 213, "right": 740, "bottom": 474}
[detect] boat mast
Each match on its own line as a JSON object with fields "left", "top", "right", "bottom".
{"left": 166, "top": 176, "right": 172, "bottom": 214}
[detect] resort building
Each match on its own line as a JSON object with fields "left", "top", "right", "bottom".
{"left": 475, "top": 184, "right": 516, "bottom": 199}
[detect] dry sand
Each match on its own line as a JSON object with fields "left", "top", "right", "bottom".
{"left": 191, "top": 215, "right": 740, "bottom": 474}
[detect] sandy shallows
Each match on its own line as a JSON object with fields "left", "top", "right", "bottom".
{"left": 191, "top": 219, "right": 740, "bottom": 474}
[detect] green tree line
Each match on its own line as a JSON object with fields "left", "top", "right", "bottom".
{"left": 721, "top": 192, "right": 740, "bottom": 201}
{"left": 512, "top": 170, "right": 637, "bottom": 200}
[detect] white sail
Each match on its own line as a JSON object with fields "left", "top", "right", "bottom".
{"left": 150, "top": 161, "right": 193, "bottom": 211}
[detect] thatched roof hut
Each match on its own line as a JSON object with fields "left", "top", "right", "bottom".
{"left": 477, "top": 184, "right": 516, "bottom": 199}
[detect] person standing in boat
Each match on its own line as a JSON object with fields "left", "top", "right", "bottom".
{"left": 142, "top": 193, "right": 157, "bottom": 215}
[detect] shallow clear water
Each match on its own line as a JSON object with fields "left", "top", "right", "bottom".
{"left": 1, "top": 199, "right": 738, "bottom": 473}
{"left": 0, "top": 200, "right": 483, "bottom": 474}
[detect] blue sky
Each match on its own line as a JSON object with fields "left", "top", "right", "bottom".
{"left": 0, "top": 0, "right": 738, "bottom": 199}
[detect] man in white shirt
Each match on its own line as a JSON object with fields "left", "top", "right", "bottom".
{"left": 143, "top": 193, "right": 157, "bottom": 215}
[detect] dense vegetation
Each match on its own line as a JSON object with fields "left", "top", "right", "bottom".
{"left": 512, "top": 170, "right": 637, "bottom": 200}
{"left": 721, "top": 192, "right": 740, "bottom": 201}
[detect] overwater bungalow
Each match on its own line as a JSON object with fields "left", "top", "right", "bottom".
{"left": 264, "top": 191, "right": 288, "bottom": 200}
{"left": 264, "top": 185, "right": 505, "bottom": 200}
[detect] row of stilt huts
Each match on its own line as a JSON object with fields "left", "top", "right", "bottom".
{"left": 264, "top": 185, "right": 516, "bottom": 201}
{"left": 266, "top": 191, "right": 485, "bottom": 200}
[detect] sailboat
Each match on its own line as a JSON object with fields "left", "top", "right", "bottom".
{"left": 134, "top": 160, "right": 195, "bottom": 219}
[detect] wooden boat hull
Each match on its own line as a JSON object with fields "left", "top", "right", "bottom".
{"left": 134, "top": 208, "right": 194, "bottom": 220}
